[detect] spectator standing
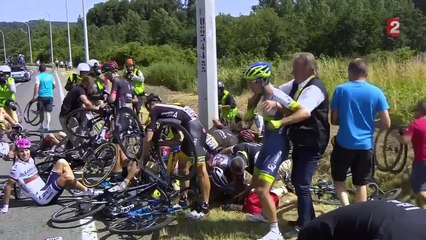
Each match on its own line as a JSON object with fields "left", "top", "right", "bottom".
{"left": 32, "top": 64, "right": 55, "bottom": 132}
{"left": 398, "top": 100, "right": 426, "bottom": 208}
{"left": 277, "top": 52, "right": 330, "bottom": 238}
{"left": 330, "top": 58, "right": 391, "bottom": 207}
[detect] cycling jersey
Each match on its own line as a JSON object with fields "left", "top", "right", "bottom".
{"left": 36, "top": 72, "right": 54, "bottom": 98}
{"left": 110, "top": 77, "right": 133, "bottom": 109}
{"left": 232, "top": 142, "right": 262, "bottom": 174}
{"left": 9, "top": 158, "right": 63, "bottom": 205}
{"left": 147, "top": 104, "right": 207, "bottom": 161}
{"left": 60, "top": 85, "right": 86, "bottom": 117}
{"left": 206, "top": 128, "right": 238, "bottom": 154}
{"left": 298, "top": 200, "right": 426, "bottom": 240}
{"left": 0, "top": 77, "right": 15, "bottom": 107}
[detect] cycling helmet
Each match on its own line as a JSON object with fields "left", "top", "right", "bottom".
{"left": 240, "top": 129, "right": 256, "bottom": 143}
{"left": 242, "top": 61, "right": 272, "bottom": 80}
{"left": 101, "top": 61, "right": 119, "bottom": 73}
{"left": 125, "top": 58, "right": 135, "bottom": 66}
{"left": 229, "top": 154, "right": 247, "bottom": 175}
{"left": 16, "top": 137, "right": 31, "bottom": 149}
{"left": 77, "top": 63, "right": 90, "bottom": 75}
{"left": 145, "top": 93, "right": 162, "bottom": 109}
{"left": 211, "top": 167, "right": 229, "bottom": 189}
{"left": 87, "top": 59, "right": 99, "bottom": 68}
{"left": 218, "top": 81, "right": 225, "bottom": 89}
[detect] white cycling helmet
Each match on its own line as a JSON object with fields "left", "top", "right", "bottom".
{"left": 87, "top": 59, "right": 99, "bottom": 67}
{"left": 0, "top": 65, "right": 11, "bottom": 73}
{"left": 211, "top": 167, "right": 229, "bottom": 189}
{"left": 77, "top": 63, "right": 90, "bottom": 75}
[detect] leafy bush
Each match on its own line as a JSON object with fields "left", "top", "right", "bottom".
{"left": 145, "top": 61, "right": 196, "bottom": 91}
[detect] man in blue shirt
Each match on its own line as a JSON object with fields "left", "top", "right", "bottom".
{"left": 32, "top": 64, "right": 55, "bottom": 131}
{"left": 330, "top": 58, "right": 391, "bottom": 206}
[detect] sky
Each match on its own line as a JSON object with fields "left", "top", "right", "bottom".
{"left": 0, "top": 0, "right": 259, "bottom": 22}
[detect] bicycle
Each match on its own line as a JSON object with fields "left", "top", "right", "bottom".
{"left": 374, "top": 125, "right": 408, "bottom": 174}
{"left": 23, "top": 99, "right": 45, "bottom": 127}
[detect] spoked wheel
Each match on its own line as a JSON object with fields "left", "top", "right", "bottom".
{"left": 65, "top": 108, "right": 107, "bottom": 139}
{"left": 114, "top": 107, "right": 144, "bottom": 160}
{"left": 152, "top": 120, "right": 198, "bottom": 181}
{"left": 24, "top": 100, "right": 44, "bottom": 126}
{"left": 35, "top": 159, "right": 55, "bottom": 182}
{"left": 108, "top": 214, "right": 174, "bottom": 235}
{"left": 82, "top": 143, "right": 117, "bottom": 187}
{"left": 108, "top": 187, "right": 174, "bottom": 235}
{"left": 51, "top": 199, "right": 106, "bottom": 223}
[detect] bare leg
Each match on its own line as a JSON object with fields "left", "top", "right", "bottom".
{"left": 53, "top": 159, "right": 87, "bottom": 191}
{"left": 354, "top": 185, "right": 367, "bottom": 203}
{"left": 334, "top": 181, "right": 350, "bottom": 206}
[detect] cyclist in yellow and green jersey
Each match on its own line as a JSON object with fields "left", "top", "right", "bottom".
{"left": 0, "top": 65, "right": 18, "bottom": 123}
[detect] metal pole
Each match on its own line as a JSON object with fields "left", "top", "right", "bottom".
{"left": 82, "top": 0, "right": 89, "bottom": 62}
{"left": 196, "top": 0, "right": 218, "bottom": 129}
{"left": 66, "top": 0, "right": 72, "bottom": 67}
{"left": 0, "top": 30, "right": 6, "bottom": 63}
{"left": 23, "top": 23, "right": 33, "bottom": 64}
{"left": 46, "top": 13, "right": 54, "bottom": 66}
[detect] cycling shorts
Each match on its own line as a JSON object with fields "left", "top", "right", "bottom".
{"left": 181, "top": 119, "right": 207, "bottom": 163}
{"left": 254, "top": 125, "right": 289, "bottom": 183}
{"left": 33, "top": 171, "right": 64, "bottom": 205}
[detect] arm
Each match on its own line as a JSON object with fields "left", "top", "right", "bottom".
{"left": 375, "top": 110, "right": 391, "bottom": 130}
{"left": 33, "top": 78, "right": 39, "bottom": 99}
{"left": 281, "top": 105, "right": 311, "bottom": 126}
{"left": 8, "top": 80, "right": 16, "bottom": 94}
{"left": 133, "top": 69, "right": 145, "bottom": 82}
{"left": 219, "top": 146, "right": 235, "bottom": 155}
{"left": 397, "top": 123, "right": 413, "bottom": 145}
{"left": 331, "top": 109, "right": 338, "bottom": 125}
{"left": 108, "top": 79, "right": 118, "bottom": 103}
{"left": 79, "top": 95, "right": 98, "bottom": 111}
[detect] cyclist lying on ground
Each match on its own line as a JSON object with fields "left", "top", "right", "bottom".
{"left": 0, "top": 138, "right": 96, "bottom": 214}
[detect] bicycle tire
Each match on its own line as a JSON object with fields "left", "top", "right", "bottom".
{"left": 51, "top": 199, "right": 106, "bottom": 223}
{"left": 382, "top": 188, "right": 402, "bottom": 200}
{"left": 35, "top": 159, "right": 55, "bottom": 181}
{"left": 65, "top": 108, "right": 106, "bottom": 139}
{"left": 108, "top": 214, "right": 174, "bottom": 235}
{"left": 114, "top": 107, "right": 144, "bottom": 160}
{"left": 82, "top": 143, "right": 117, "bottom": 187}
{"left": 382, "top": 127, "right": 404, "bottom": 171}
{"left": 374, "top": 129, "right": 390, "bottom": 172}
{"left": 24, "top": 100, "right": 44, "bottom": 126}
{"left": 152, "top": 120, "right": 198, "bottom": 182}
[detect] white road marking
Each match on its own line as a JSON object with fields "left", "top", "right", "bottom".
{"left": 80, "top": 217, "right": 99, "bottom": 240}
{"left": 53, "top": 70, "right": 65, "bottom": 101}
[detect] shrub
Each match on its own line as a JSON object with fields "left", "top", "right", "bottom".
{"left": 145, "top": 61, "right": 197, "bottom": 91}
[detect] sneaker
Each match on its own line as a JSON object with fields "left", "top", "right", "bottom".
{"left": 186, "top": 210, "right": 205, "bottom": 221}
{"left": 73, "top": 188, "right": 95, "bottom": 197}
{"left": 178, "top": 197, "right": 189, "bottom": 209}
{"left": 258, "top": 230, "right": 283, "bottom": 240}
{"left": 108, "top": 180, "right": 129, "bottom": 192}
{"left": 200, "top": 202, "right": 209, "bottom": 214}
{"left": 246, "top": 213, "right": 269, "bottom": 223}
{"left": 283, "top": 227, "right": 300, "bottom": 239}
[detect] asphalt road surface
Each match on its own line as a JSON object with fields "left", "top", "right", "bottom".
{"left": 0, "top": 69, "right": 153, "bottom": 240}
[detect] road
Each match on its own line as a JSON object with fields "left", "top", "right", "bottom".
{"left": 0, "top": 69, "right": 152, "bottom": 240}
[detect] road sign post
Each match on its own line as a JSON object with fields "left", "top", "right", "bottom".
{"left": 196, "top": 0, "right": 218, "bottom": 129}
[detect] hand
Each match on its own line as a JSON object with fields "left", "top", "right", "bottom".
{"left": 261, "top": 100, "right": 277, "bottom": 113}
{"left": 30, "top": 98, "right": 37, "bottom": 103}
{"left": 398, "top": 127, "right": 407, "bottom": 136}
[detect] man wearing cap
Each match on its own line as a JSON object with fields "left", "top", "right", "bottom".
{"left": 398, "top": 100, "right": 426, "bottom": 208}
{"left": 330, "top": 58, "right": 391, "bottom": 207}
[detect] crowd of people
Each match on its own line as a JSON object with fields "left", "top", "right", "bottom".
{"left": 0, "top": 52, "right": 425, "bottom": 240}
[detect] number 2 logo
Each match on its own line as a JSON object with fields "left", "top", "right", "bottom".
{"left": 387, "top": 17, "right": 400, "bottom": 38}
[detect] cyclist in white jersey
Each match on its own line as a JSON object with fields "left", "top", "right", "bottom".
{"left": 0, "top": 138, "right": 95, "bottom": 214}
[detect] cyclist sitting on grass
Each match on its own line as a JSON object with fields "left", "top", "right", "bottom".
{"left": 0, "top": 137, "right": 96, "bottom": 214}
{"left": 142, "top": 93, "right": 211, "bottom": 220}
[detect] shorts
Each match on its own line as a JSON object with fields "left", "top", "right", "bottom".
{"left": 34, "top": 171, "right": 64, "bottom": 205}
{"left": 181, "top": 119, "right": 208, "bottom": 163}
{"left": 411, "top": 161, "right": 426, "bottom": 193}
{"left": 330, "top": 142, "right": 372, "bottom": 186}
{"left": 38, "top": 97, "right": 53, "bottom": 112}
{"left": 254, "top": 126, "right": 289, "bottom": 183}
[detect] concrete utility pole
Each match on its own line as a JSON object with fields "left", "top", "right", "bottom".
{"left": 0, "top": 30, "right": 6, "bottom": 63}
{"left": 82, "top": 0, "right": 90, "bottom": 62}
{"left": 196, "top": 0, "right": 218, "bottom": 129}
{"left": 66, "top": 0, "right": 73, "bottom": 67}
{"left": 23, "top": 23, "right": 33, "bottom": 63}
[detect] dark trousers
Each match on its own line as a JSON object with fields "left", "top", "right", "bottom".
{"left": 291, "top": 146, "right": 321, "bottom": 227}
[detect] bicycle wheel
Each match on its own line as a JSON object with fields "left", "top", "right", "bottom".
{"left": 51, "top": 199, "right": 106, "bottom": 223}
{"left": 382, "top": 127, "right": 405, "bottom": 172}
{"left": 24, "top": 100, "right": 44, "bottom": 126}
{"left": 108, "top": 213, "right": 174, "bottom": 235}
{"left": 65, "top": 108, "right": 106, "bottom": 139}
{"left": 382, "top": 188, "right": 402, "bottom": 200}
{"left": 152, "top": 120, "right": 198, "bottom": 181}
{"left": 114, "top": 107, "right": 144, "bottom": 160}
{"left": 82, "top": 143, "right": 117, "bottom": 187}
{"left": 35, "top": 159, "right": 55, "bottom": 182}
{"left": 374, "top": 129, "right": 389, "bottom": 171}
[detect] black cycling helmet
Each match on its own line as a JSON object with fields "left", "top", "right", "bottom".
{"left": 145, "top": 93, "right": 162, "bottom": 109}
{"left": 218, "top": 81, "right": 225, "bottom": 89}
